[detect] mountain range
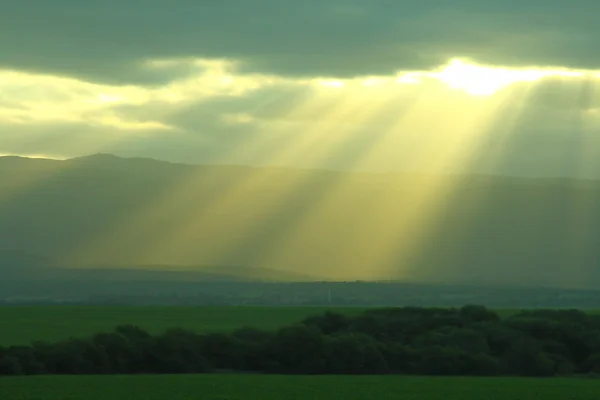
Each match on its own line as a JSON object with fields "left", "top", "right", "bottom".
{"left": 1, "top": 153, "right": 600, "bottom": 290}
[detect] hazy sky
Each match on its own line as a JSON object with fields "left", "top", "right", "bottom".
{"left": 2, "top": 0, "right": 600, "bottom": 176}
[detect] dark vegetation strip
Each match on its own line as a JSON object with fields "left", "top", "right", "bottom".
{"left": 2, "top": 305, "right": 600, "bottom": 376}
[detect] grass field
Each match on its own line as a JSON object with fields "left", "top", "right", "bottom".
{"left": 3, "top": 374, "right": 600, "bottom": 400}
{"left": 0, "top": 306, "right": 367, "bottom": 346}
{"left": 0, "top": 305, "right": 596, "bottom": 347}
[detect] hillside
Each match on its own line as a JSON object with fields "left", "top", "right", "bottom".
{"left": 1, "top": 154, "right": 600, "bottom": 289}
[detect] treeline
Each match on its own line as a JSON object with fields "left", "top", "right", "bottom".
{"left": 3, "top": 306, "right": 600, "bottom": 376}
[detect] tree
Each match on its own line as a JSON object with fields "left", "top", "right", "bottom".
{"left": 503, "top": 337, "right": 554, "bottom": 376}
{"left": 459, "top": 305, "right": 499, "bottom": 323}
{"left": 0, "top": 352, "right": 23, "bottom": 375}
{"left": 271, "top": 325, "right": 328, "bottom": 374}
{"left": 414, "top": 327, "right": 490, "bottom": 355}
{"left": 303, "top": 312, "right": 351, "bottom": 335}
{"left": 149, "top": 329, "right": 211, "bottom": 373}
{"left": 325, "top": 333, "right": 388, "bottom": 374}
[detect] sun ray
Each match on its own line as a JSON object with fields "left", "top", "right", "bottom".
{"left": 64, "top": 86, "right": 298, "bottom": 266}
{"left": 208, "top": 89, "right": 419, "bottom": 275}
{"left": 553, "top": 75, "right": 600, "bottom": 287}
{"left": 485, "top": 76, "right": 600, "bottom": 286}
{"left": 252, "top": 86, "right": 516, "bottom": 279}
{"left": 137, "top": 82, "right": 397, "bottom": 265}
{"left": 398, "top": 81, "right": 539, "bottom": 284}
{"left": 246, "top": 93, "right": 420, "bottom": 278}
{"left": 10, "top": 57, "right": 600, "bottom": 280}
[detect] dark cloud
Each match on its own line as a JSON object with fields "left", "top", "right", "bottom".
{"left": 1, "top": 0, "right": 599, "bottom": 84}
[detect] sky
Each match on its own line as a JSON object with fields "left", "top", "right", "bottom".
{"left": 2, "top": 0, "right": 600, "bottom": 177}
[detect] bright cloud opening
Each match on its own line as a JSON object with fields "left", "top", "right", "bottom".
{"left": 430, "top": 59, "right": 587, "bottom": 96}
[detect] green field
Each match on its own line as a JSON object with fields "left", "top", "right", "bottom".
{"left": 0, "top": 306, "right": 367, "bottom": 346}
{"left": 3, "top": 306, "right": 600, "bottom": 400}
{"left": 0, "top": 305, "right": 595, "bottom": 347}
{"left": 2, "top": 375, "right": 600, "bottom": 400}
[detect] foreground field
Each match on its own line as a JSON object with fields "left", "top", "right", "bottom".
{"left": 3, "top": 375, "right": 600, "bottom": 400}
{"left": 0, "top": 306, "right": 366, "bottom": 345}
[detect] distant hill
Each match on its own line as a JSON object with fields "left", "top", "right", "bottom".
{"left": 1, "top": 154, "right": 600, "bottom": 289}
{"left": 0, "top": 250, "right": 55, "bottom": 270}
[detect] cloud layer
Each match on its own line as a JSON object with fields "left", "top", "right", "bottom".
{"left": 1, "top": 0, "right": 600, "bottom": 177}
{"left": 2, "top": 0, "right": 600, "bottom": 84}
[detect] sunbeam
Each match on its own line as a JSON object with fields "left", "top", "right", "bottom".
{"left": 5, "top": 55, "right": 600, "bottom": 285}
{"left": 146, "top": 81, "right": 407, "bottom": 265}
{"left": 256, "top": 87, "right": 517, "bottom": 280}
{"left": 63, "top": 83, "right": 295, "bottom": 267}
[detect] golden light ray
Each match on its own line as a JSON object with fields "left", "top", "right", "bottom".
{"left": 240, "top": 91, "right": 420, "bottom": 277}
{"left": 397, "top": 80, "right": 540, "bottom": 283}
{"left": 359, "top": 89, "right": 527, "bottom": 279}
{"left": 554, "top": 75, "right": 600, "bottom": 287}
{"left": 484, "top": 76, "right": 600, "bottom": 288}
{"left": 64, "top": 86, "right": 297, "bottom": 266}
{"left": 140, "top": 82, "right": 398, "bottom": 264}
{"left": 222, "top": 76, "right": 508, "bottom": 278}
{"left": 12, "top": 57, "right": 600, "bottom": 280}
{"left": 202, "top": 86, "right": 415, "bottom": 270}
{"left": 255, "top": 87, "right": 514, "bottom": 280}
{"left": 93, "top": 80, "right": 393, "bottom": 268}
{"left": 72, "top": 60, "right": 599, "bottom": 276}
{"left": 13, "top": 60, "right": 282, "bottom": 267}
{"left": 343, "top": 63, "right": 597, "bottom": 281}
{"left": 400, "top": 74, "right": 600, "bottom": 287}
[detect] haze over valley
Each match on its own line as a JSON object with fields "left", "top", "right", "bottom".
{"left": 2, "top": 0, "right": 600, "bottom": 303}
{"left": 2, "top": 154, "right": 600, "bottom": 296}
